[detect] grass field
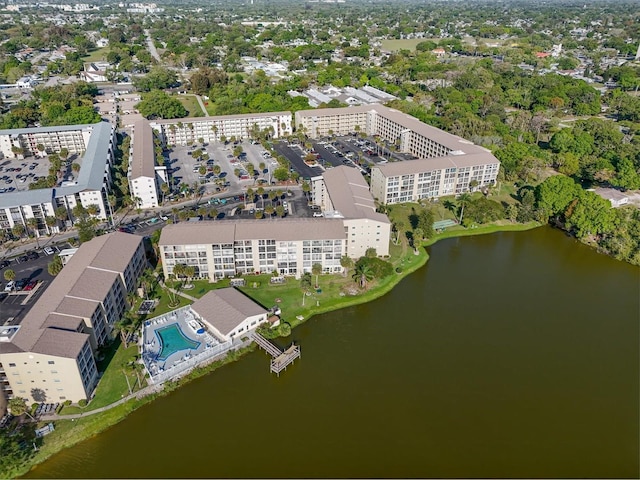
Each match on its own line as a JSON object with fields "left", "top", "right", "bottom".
{"left": 177, "top": 95, "right": 205, "bottom": 117}
{"left": 381, "top": 38, "right": 427, "bottom": 52}
{"left": 82, "top": 47, "right": 110, "bottom": 63}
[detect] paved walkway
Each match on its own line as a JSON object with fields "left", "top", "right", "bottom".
{"left": 195, "top": 95, "right": 209, "bottom": 117}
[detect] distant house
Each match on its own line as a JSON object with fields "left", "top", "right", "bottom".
{"left": 16, "top": 76, "right": 36, "bottom": 89}
{"left": 432, "top": 47, "right": 446, "bottom": 57}
{"left": 80, "top": 62, "right": 110, "bottom": 83}
{"left": 535, "top": 52, "right": 551, "bottom": 58}
{"left": 593, "top": 188, "right": 630, "bottom": 208}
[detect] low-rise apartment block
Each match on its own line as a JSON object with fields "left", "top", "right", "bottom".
{"left": 0, "top": 232, "right": 146, "bottom": 404}
{"left": 159, "top": 219, "right": 347, "bottom": 281}
{"left": 0, "top": 122, "right": 117, "bottom": 233}
{"left": 150, "top": 112, "right": 293, "bottom": 146}
{"left": 128, "top": 120, "right": 167, "bottom": 209}
{"left": 296, "top": 105, "right": 500, "bottom": 203}
{"left": 311, "top": 166, "right": 391, "bottom": 258}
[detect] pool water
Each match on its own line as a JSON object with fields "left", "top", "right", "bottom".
{"left": 155, "top": 324, "right": 201, "bottom": 361}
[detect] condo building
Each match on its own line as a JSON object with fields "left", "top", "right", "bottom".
{"left": 0, "top": 232, "right": 146, "bottom": 404}
{"left": 159, "top": 218, "right": 347, "bottom": 281}
{"left": 149, "top": 111, "right": 293, "bottom": 146}
{"left": 295, "top": 105, "right": 500, "bottom": 203}
{"left": 0, "top": 122, "right": 117, "bottom": 233}
{"left": 128, "top": 120, "right": 168, "bottom": 209}
{"left": 311, "top": 166, "right": 391, "bottom": 258}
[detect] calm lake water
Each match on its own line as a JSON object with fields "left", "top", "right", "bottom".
{"left": 26, "top": 227, "right": 639, "bottom": 478}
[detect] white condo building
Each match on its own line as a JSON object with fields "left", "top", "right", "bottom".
{"left": 0, "top": 122, "right": 116, "bottom": 234}
{"left": 295, "top": 105, "right": 500, "bottom": 203}
{"left": 128, "top": 120, "right": 167, "bottom": 209}
{"left": 159, "top": 218, "right": 347, "bottom": 281}
{"left": 149, "top": 112, "right": 293, "bottom": 146}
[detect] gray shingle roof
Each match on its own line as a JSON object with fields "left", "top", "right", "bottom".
{"left": 191, "top": 288, "right": 267, "bottom": 337}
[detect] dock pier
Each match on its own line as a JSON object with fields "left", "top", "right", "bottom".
{"left": 251, "top": 331, "right": 301, "bottom": 376}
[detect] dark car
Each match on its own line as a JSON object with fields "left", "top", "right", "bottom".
{"left": 18, "top": 255, "right": 28, "bottom": 263}
{"left": 15, "top": 279, "right": 27, "bottom": 290}
{"left": 0, "top": 260, "right": 10, "bottom": 269}
{"left": 26, "top": 251, "right": 39, "bottom": 260}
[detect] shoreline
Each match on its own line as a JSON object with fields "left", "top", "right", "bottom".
{"left": 13, "top": 221, "right": 541, "bottom": 479}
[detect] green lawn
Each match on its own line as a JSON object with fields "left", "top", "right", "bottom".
{"left": 60, "top": 341, "right": 143, "bottom": 415}
{"left": 82, "top": 47, "right": 110, "bottom": 63}
{"left": 381, "top": 38, "right": 428, "bottom": 52}
{"left": 177, "top": 95, "right": 205, "bottom": 117}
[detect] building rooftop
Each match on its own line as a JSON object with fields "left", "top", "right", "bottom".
{"left": 8, "top": 232, "right": 143, "bottom": 358}
{"left": 191, "top": 288, "right": 267, "bottom": 337}
{"left": 374, "top": 152, "right": 499, "bottom": 178}
{"left": 159, "top": 218, "right": 347, "bottom": 245}
{"left": 0, "top": 121, "right": 114, "bottom": 210}
{"left": 322, "top": 166, "right": 389, "bottom": 223}
{"left": 131, "top": 120, "right": 155, "bottom": 179}
{"left": 150, "top": 111, "right": 291, "bottom": 126}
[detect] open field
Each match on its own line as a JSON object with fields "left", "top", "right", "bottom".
{"left": 381, "top": 38, "right": 428, "bottom": 52}
{"left": 177, "top": 95, "right": 205, "bottom": 117}
{"left": 82, "top": 47, "right": 110, "bottom": 63}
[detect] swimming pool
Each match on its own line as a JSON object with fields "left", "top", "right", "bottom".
{"left": 155, "top": 324, "right": 201, "bottom": 362}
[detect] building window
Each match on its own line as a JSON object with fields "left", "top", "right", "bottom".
{"left": 8, "top": 363, "right": 15, "bottom": 367}
{"left": 48, "top": 360, "right": 55, "bottom": 365}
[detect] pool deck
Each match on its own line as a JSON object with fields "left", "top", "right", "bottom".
{"left": 140, "top": 306, "right": 232, "bottom": 384}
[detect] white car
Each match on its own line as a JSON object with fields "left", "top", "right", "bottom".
{"left": 43, "top": 246, "right": 55, "bottom": 255}
{"left": 313, "top": 212, "right": 324, "bottom": 217}
{"left": 4, "top": 281, "right": 15, "bottom": 292}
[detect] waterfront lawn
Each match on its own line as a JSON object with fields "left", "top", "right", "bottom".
{"left": 60, "top": 342, "right": 143, "bottom": 415}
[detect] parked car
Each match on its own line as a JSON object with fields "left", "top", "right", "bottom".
{"left": 23, "top": 280, "right": 37, "bottom": 291}
{"left": 43, "top": 246, "right": 55, "bottom": 255}
{"left": 0, "top": 260, "right": 9, "bottom": 269}
{"left": 26, "top": 251, "right": 39, "bottom": 260}
{"left": 18, "top": 255, "right": 28, "bottom": 263}
{"left": 4, "top": 281, "right": 15, "bottom": 292}
{"left": 15, "top": 279, "right": 27, "bottom": 290}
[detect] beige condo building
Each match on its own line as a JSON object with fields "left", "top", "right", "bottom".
{"left": 0, "top": 232, "right": 146, "bottom": 404}
{"left": 295, "top": 104, "right": 500, "bottom": 204}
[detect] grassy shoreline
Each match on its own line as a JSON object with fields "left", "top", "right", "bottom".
{"left": 11, "top": 221, "right": 540, "bottom": 479}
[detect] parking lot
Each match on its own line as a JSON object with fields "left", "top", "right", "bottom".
{"left": 0, "top": 245, "right": 65, "bottom": 326}
{"left": 165, "top": 140, "right": 279, "bottom": 199}
{"left": 0, "top": 151, "right": 83, "bottom": 195}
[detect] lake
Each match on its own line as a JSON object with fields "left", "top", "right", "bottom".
{"left": 26, "top": 227, "right": 639, "bottom": 478}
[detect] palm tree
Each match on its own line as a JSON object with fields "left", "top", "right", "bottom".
{"left": 340, "top": 255, "right": 353, "bottom": 277}
{"left": 275, "top": 205, "right": 285, "bottom": 217}
{"left": 86, "top": 204, "right": 100, "bottom": 216}
{"left": 126, "top": 291, "right": 137, "bottom": 311}
{"left": 457, "top": 193, "right": 472, "bottom": 225}
{"left": 312, "top": 263, "right": 322, "bottom": 288}
{"left": 26, "top": 217, "right": 39, "bottom": 247}
{"left": 4, "top": 269, "right": 16, "bottom": 282}
{"left": 114, "top": 313, "right": 135, "bottom": 348}
{"left": 45, "top": 216, "right": 57, "bottom": 234}
{"left": 393, "top": 220, "right": 406, "bottom": 246}
{"left": 264, "top": 204, "right": 274, "bottom": 217}
{"left": 12, "top": 224, "right": 25, "bottom": 241}
{"left": 352, "top": 263, "right": 374, "bottom": 289}
{"left": 160, "top": 182, "right": 170, "bottom": 205}
{"left": 256, "top": 186, "right": 265, "bottom": 208}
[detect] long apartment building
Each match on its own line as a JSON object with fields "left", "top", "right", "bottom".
{"left": 159, "top": 219, "right": 347, "bottom": 281}
{"left": 311, "top": 165, "right": 390, "bottom": 258}
{"left": 295, "top": 104, "right": 500, "bottom": 203}
{"left": 149, "top": 111, "right": 293, "bottom": 146}
{"left": 128, "top": 120, "right": 167, "bottom": 209}
{"left": 0, "top": 232, "right": 146, "bottom": 404}
{"left": 0, "top": 122, "right": 117, "bottom": 234}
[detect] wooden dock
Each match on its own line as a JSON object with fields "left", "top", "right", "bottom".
{"left": 251, "top": 331, "right": 301, "bottom": 376}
